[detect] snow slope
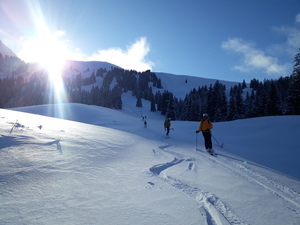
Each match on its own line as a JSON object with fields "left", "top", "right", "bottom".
{"left": 1, "top": 94, "right": 300, "bottom": 224}
{"left": 155, "top": 72, "right": 239, "bottom": 99}
{"left": 62, "top": 60, "right": 120, "bottom": 79}
{"left": 54, "top": 60, "right": 241, "bottom": 99}
{"left": 0, "top": 40, "right": 16, "bottom": 57}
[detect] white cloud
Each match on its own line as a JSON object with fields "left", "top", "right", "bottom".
{"left": 86, "top": 37, "right": 154, "bottom": 72}
{"left": 222, "top": 38, "right": 290, "bottom": 76}
{"left": 272, "top": 26, "right": 300, "bottom": 51}
{"left": 16, "top": 32, "right": 154, "bottom": 73}
{"left": 269, "top": 13, "right": 300, "bottom": 56}
{"left": 295, "top": 13, "right": 300, "bottom": 23}
{"left": 221, "top": 13, "right": 300, "bottom": 77}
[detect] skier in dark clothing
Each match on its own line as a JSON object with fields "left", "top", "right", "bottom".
{"left": 196, "top": 113, "right": 215, "bottom": 155}
{"left": 164, "top": 118, "right": 171, "bottom": 136}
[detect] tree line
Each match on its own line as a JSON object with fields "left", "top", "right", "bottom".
{"left": 156, "top": 50, "right": 300, "bottom": 121}
{"left": 0, "top": 50, "right": 299, "bottom": 122}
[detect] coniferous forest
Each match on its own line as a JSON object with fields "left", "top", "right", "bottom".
{"left": 0, "top": 49, "right": 299, "bottom": 122}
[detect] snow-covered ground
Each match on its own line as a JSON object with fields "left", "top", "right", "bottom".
{"left": 1, "top": 94, "right": 300, "bottom": 224}
{"left": 155, "top": 72, "right": 238, "bottom": 99}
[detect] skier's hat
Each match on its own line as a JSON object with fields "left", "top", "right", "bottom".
{"left": 203, "top": 113, "right": 209, "bottom": 117}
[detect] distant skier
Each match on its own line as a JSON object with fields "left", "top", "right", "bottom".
{"left": 164, "top": 118, "right": 171, "bottom": 136}
{"left": 144, "top": 120, "right": 147, "bottom": 128}
{"left": 196, "top": 113, "right": 214, "bottom": 155}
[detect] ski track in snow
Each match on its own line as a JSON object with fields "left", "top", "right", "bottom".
{"left": 150, "top": 143, "right": 249, "bottom": 225}
{"left": 2, "top": 107, "right": 300, "bottom": 224}
{"left": 149, "top": 140, "right": 300, "bottom": 225}
{"left": 202, "top": 153, "right": 300, "bottom": 213}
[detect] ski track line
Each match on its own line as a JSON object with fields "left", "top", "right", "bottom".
{"left": 201, "top": 152, "right": 300, "bottom": 214}
{"left": 233, "top": 162, "right": 300, "bottom": 200}
{"left": 150, "top": 145, "right": 248, "bottom": 225}
{"left": 149, "top": 157, "right": 184, "bottom": 176}
{"left": 166, "top": 175, "right": 249, "bottom": 225}
{"left": 158, "top": 143, "right": 187, "bottom": 159}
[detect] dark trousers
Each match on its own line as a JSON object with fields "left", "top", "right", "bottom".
{"left": 166, "top": 127, "right": 170, "bottom": 135}
{"left": 202, "top": 132, "right": 212, "bottom": 149}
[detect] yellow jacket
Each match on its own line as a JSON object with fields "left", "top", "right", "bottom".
{"left": 198, "top": 119, "right": 213, "bottom": 132}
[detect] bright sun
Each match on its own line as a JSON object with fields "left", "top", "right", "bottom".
{"left": 18, "top": 22, "right": 71, "bottom": 101}
{"left": 37, "top": 36, "right": 66, "bottom": 78}
{"left": 20, "top": 31, "right": 68, "bottom": 79}
{"left": 18, "top": 25, "right": 71, "bottom": 107}
{"left": 16, "top": 2, "right": 72, "bottom": 119}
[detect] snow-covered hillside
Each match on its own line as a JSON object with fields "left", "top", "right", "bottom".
{"left": 1, "top": 94, "right": 300, "bottom": 224}
{"left": 156, "top": 72, "right": 239, "bottom": 99}
{"left": 0, "top": 40, "right": 16, "bottom": 57}
{"left": 59, "top": 60, "right": 241, "bottom": 99}
{"left": 62, "top": 60, "right": 120, "bottom": 78}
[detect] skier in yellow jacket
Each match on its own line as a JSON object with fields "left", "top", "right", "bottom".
{"left": 196, "top": 113, "right": 214, "bottom": 154}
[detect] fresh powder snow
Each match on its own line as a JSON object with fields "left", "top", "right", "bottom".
{"left": 1, "top": 93, "right": 300, "bottom": 225}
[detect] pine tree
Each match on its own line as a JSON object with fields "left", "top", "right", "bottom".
{"left": 227, "top": 86, "right": 237, "bottom": 121}
{"left": 180, "top": 95, "right": 192, "bottom": 121}
{"left": 227, "top": 85, "right": 244, "bottom": 120}
{"left": 235, "top": 85, "right": 244, "bottom": 118}
{"left": 276, "top": 76, "right": 290, "bottom": 114}
{"left": 150, "top": 93, "right": 156, "bottom": 112}
{"left": 111, "top": 85, "right": 122, "bottom": 109}
{"left": 250, "top": 78, "right": 260, "bottom": 90}
{"left": 161, "top": 91, "right": 170, "bottom": 115}
{"left": 266, "top": 80, "right": 281, "bottom": 115}
{"left": 136, "top": 96, "right": 142, "bottom": 107}
{"left": 155, "top": 91, "right": 162, "bottom": 111}
{"left": 157, "top": 78, "right": 162, "bottom": 88}
{"left": 190, "top": 95, "right": 201, "bottom": 121}
{"left": 244, "top": 89, "right": 257, "bottom": 118}
{"left": 242, "top": 79, "right": 247, "bottom": 89}
{"left": 287, "top": 50, "right": 300, "bottom": 114}
{"left": 166, "top": 94, "right": 176, "bottom": 120}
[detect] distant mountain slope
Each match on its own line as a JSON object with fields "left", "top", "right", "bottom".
{"left": 156, "top": 72, "right": 239, "bottom": 99}
{"left": 62, "top": 60, "right": 120, "bottom": 78}
{"left": 0, "top": 40, "right": 242, "bottom": 100}
{"left": 0, "top": 40, "right": 16, "bottom": 57}
{"left": 60, "top": 60, "right": 241, "bottom": 99}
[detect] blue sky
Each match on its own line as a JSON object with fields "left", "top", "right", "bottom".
{"left": 1, "top": 0, "right": 300, "bottom": 82}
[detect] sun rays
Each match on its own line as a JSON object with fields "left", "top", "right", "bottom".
{"left": 16, "top": 1, "right": 71, "bottom": 119}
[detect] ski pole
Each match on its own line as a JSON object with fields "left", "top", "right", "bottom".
{"left": 212, "top": 134, "right": 224, "bottom": 148}
{"left": 196, "top": 132, "right": 198, "bottom": 150}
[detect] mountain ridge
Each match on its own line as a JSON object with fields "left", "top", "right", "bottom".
{"left": 0, "top": 40, "right": 16, "bottom": 57}
{"left": 0, "top": 40, "right": 241, "bottom": 95}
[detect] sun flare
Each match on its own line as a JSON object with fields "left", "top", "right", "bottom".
{"left": 18, "top": 22, "right": 70, "bottom": 103}
{"left": 20, "top": 31, "right": 68, "bottom": 79}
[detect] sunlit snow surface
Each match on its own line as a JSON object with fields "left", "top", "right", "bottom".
{"left": 1, "top": 100, "right": 300, "bottom": 224}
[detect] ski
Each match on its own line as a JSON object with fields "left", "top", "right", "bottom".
{"left": 196, "top": 148, "right": 217, "bottom": 156}
{"left": 207, "top": 149, "right": 217, "bottom": 156}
